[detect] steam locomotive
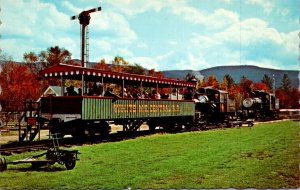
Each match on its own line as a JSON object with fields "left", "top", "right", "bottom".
{"left": 238, "top": 90, "right": 279, "bottom": 120}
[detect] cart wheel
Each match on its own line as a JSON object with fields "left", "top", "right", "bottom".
{"left": 0, "top": 157, "right": 7, "bottom": 171}
{"left": 65, "top": 160, "right": 76, "bottom": 170}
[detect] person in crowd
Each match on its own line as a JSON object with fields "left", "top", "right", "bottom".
{"left": 184, "top": 88, "right": 193, "bottom": 100}
{"left": 66, "top": 85, "right": 77, "bottom": 96}
{"left": 119, "top": 88, "right": 128, "bottom": 98}
{"left": 132, "top": 87, "right": 141, "bottom": 99}
{"left": 104, "top": 87, "right": 120, "bottom": 99}
{"left": 151, "top": 90, "right": 160, "bottom": 99}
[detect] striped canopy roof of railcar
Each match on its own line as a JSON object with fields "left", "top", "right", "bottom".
{"left": 39, "top": 63, "right": 196, "bottom": 88}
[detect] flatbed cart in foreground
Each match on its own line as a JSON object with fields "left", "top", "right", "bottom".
{"left": 0, "top": 134, "right": 79, "bottom": 171}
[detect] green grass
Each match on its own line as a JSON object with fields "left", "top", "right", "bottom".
{"left": 1, "top": 120, "right": 299, "bottom": 189}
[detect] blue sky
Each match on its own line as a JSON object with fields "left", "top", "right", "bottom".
{"left": 1, "top": 0, "right": 299, "bottom": 71}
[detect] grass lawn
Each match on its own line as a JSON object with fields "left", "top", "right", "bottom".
{"left": 0, "top": 120, "right": 299, "bottom": 189}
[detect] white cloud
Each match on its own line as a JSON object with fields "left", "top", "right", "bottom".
{"left": 156, "top": 51, "right": 175, "bottom": 62}
{"left": 168, "top": 41, "right": 178, "bottom": 46}
{"left": 242, "top": 59, "right": 281, "bottom": 70}
{"left": 1, "top": 0, "right": 73, "bottom": 59}
{"left": 175, "top": 53, "right": 208, "bottom": 70}
{"left": 188, "top": 15, "right": 298, "bottom": 70}
{"left": 91, "top": 11, "right": 137, "bottom": 45}
{"left": 136, "top": 42, "right": 148, "bottom": 49}
{"left": 128, "top": 56, "right": 159, "bottom": 70}
{"left": 280, "top": 31, "right": 298, "bottom": 53}
{"left": 61, "top": 1, "right": 82, "bottom": 14}
{"left": 246, "top": 0, "right": 274, "bottom": 13}
{"left": 171, "top": 5, "right": 239, "bottom": 30}
{"left": 106, "top": 0, "right": 167, "bottom": 17}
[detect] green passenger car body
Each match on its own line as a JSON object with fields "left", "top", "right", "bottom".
{"left": 41, "top": 96, "right": 195, "bottom": 121}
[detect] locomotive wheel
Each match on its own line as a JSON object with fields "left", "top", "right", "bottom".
{"left": 97, "top": 121, "right": 111, "bottom": 136}
{"left": 174, "top": 123, "right": 183, "bottom": 131}
{"left": 148, "top": 120, "right": 156, "bottom": 131}
{"left": 65, "top": 160, "right": 76, "bottom": 170}
{"left": 71, "top": 128, "right": 85, "bottom": 140}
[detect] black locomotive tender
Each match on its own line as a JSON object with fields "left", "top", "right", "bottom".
{"left": 18, "top": 64, "right": 279, "bottom": 141}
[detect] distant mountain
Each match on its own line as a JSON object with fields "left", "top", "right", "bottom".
{"left": 163, "top": 65, "right": 299, "bottom": 89}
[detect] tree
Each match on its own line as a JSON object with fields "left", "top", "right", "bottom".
{"left": 111, "top": 56, "right": 128, "bottom": 72}
{"left": 224, "top": 74, "right": 235, "bottom": 89}
{"left": 123, "top": 63, "right": 146, "bottom": 75}
{"left": 239, "top": 76, "right": 253, "bottom": 97}
{"left": 289, "top": 88, "right": 300, "bottom": 108}
{"left": 148, "top": 69, "right": 164, "bottom": 78}
{"left": 228, "top": 84, "right": 243, "bottom": 108}
{"left": 280, "top": 73, "right": 292, "bottom": 93}
{"left": 38, "top": 46, "right": 72, "bottom": 68}
{"left": 253, "top": 82, "right": 269, "bottom": 92}
{"left": 221, "top": 77, "right": 229, "bottom": 91}
{"left": 276, "top": 87, "right": 300, "bottom": 109}
{"left": 93, "top": 59, "right": 110, "bottom": 71}
{"left": 0, "top": 60, "right": 41, "bottom": 125}
{"left": 23, "top": 51, "right": 40, "bottom": 74}
{"left": 23, "top": 46, "right": 74, "bottom": 74}
{"left": 203, "top": 75, "right": 219, "bottom": 89}
{"left": 261, "top": 74, "right": 273, "bottom": 91}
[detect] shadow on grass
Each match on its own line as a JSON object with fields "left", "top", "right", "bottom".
{"left": 8, "top": 165, "right": 66, "bottom": 172}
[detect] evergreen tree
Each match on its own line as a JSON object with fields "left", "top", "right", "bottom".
{"left": 261, "top": 74, "right": 273, "bottom": 91}
{"left": 280, "top": 73, "right": 292, "bottom": 93}
{"left": 223, "top": 74, "right": 235, "bottom": 88}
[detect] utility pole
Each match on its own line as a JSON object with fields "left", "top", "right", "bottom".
{"left": 272, "top": 74, "right": 275, "bottom": 95}
{"left": 71, "top": 6, "right": 101, "bottom": 68}
{"left": 71, "top": 6, "right": 101, "bottom": 95}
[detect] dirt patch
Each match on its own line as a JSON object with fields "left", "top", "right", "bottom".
{"left": 240, "top": 151, "right": 274, "bottom": 160}
{"left": 0, "top": 124, "right": 150, "bottom": 145}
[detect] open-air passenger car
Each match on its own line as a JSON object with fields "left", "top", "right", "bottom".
{"left": 38, "top": 64, "right": 197, "bottom": 138}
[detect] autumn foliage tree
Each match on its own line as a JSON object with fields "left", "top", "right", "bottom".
{"left": 23, "top": 46, "right": 76, "bottom": 74}
{"left": 123, "top": 63, "right": 147, "bottom": 75}
{"left": 0, "top": 60, "right": 41, "bottom": 124}
{"left": 200, "top": 75, "right": 220, "bottom": 89}
{"left": 276, "top": 74, "right": 300, "bottom": 108}
{"left": 111, "top": 56, "right": 128, "bottom": 72}
{"left": 93, "top": 58, "right": 110, "bottom": 71}
{"left": 149, "top": 69, "right": 164, "bottom": 78}
{"left": 39, "top": 46, "right": 73, "bottom": 68}
{"left": 253, "top": 82, "right": 270, "bottom": 92}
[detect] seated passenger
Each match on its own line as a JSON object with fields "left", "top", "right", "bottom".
{"left": 77, "top": 88, "right": 82, "bottom": 96}
{"left": 119, "top": 88, "right": 128, "bottom": 98}
{"left": 104, "top": 87, "right": 120, "bottom": 99}
{"left": 170, "top": 89, "right": 178, "bottom": 100}
{"left": 143, "top": 91, "right": 150, "bottom": 99}
{"left": 184, "top": 88, "right": 193, "bottom": 100}
{"left": 66, "top": 86, "right": 77, "bottom": 96}
{"left": 160, "top": 92, "right": 169, "bottom": 99}
{"left": 132, "top": 88, "right": 141, "bottom": 99}
{"left": 151, "top": 90, "right": 160, "bottom": 99}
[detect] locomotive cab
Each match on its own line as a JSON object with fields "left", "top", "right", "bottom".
{"left": 195, "top": 87, "right": 236, "bottom": 127}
